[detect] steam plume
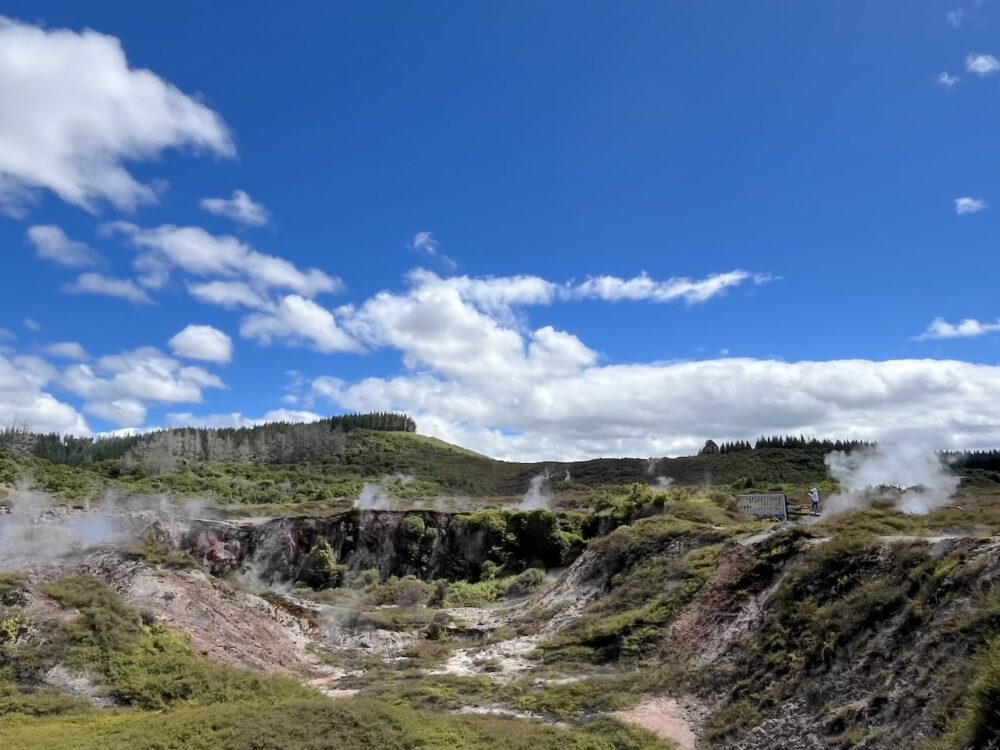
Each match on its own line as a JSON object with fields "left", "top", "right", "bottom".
{"left": 353, "top": 483, "right": 399, "bottom": 511}
{"left": 519, "top": 471, "right": 551, "bottom": 510}
{"left": 823, "top": 444, "right": 959, "bottom": 516}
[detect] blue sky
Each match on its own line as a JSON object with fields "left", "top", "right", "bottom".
{"left": 2, "top": 2, "right": 1000, "bottom": 460}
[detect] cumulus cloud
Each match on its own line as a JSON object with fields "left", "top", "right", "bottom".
{"left": 26, "top": 225, "right": 100, "bottom": 267}
{"left": 200, "top": 190, "right": 270, "bottom": 226}
{"left": 63, "top": 273, "right": 153, "bottom": 304}
{"left": 918, "top": 317, "right": 1000, "bottom": 340}
{"left": 44, "top": 342, "right": 89, "bottom": 361}
{"left": 0, "top": 353, "right": 88, "bottom": 434}
{"left": 22, "top": 319, "right": 41, "bottom": 332}
{"left": 966, "top": 53, "right": 1000, "bottom": 75}
{"left": 320, "top": 357, "right": 1000, "bottom": 461}
{"left": 61, "top": 346, "right": 224, "bottom": 427}
{"left": 169, "top": 325, "right": 233, "bottom": 363}
{"left": 955, "top": 197, "right": 987, "bottom": 215}
{"left": 240, "top": 295, "right": 361, "bottom": 353}
{"left": 276, "top": 268, "right": 1000, "bottom": 460}
{"left": 0, "top": 17, "right": 232, "bottom": 214}
{"left": 107, "top": 222, "right": 341, "bottom": 297}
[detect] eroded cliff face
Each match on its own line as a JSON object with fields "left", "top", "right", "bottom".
{"left": 179, "top": 508, "right": 582, "bottom": 585}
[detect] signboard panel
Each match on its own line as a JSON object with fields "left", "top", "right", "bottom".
{"left": 738, "top": 493, "right": 788, "bottom": 521}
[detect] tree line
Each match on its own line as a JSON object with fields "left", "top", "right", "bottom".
{"left": 327, "top": 412, "right": 416, "bottom": 433}
{"left": 701, "top": 435, "right": 874, "bottom": 455}
{"left": 0, "top": 412, "right": 417, "bottom": 467}
{"left": 947, "top": 450, "right": 1000, "bottom": 473}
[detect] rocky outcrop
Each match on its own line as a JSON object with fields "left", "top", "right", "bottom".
{"left": 179, "top": 508, "right": 579, "bottom": 586}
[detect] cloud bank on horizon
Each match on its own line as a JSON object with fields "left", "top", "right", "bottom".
{"left": 2, "top": 13, "right": 1000, "bottom": 461}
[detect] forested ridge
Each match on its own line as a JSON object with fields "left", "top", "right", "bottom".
{"left": 0, "top": 412, "right": 416, "bottom": 467}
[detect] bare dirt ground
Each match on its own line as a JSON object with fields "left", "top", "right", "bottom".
{"left": 614, "top": 697, "right": 701, "bottom": 750}
{"left": 430, "top": 634, "right": 540, "bottom": 680}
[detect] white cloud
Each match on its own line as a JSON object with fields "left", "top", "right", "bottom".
{"left": 343, "top": 276, "right": 572, "bottom": 382}
{"left": 365, "top": 267, "right": 763, "bottom": 323}
{"left": 411, "top": 231, "right": 439, "bottom": 255}
{"left": 918, "top": 317, "right": 1000, "bottom": 340}
{"left": 164, "top": 408, "right": 322, "bottom": 429}
{"left": 61, "top": 346, "right": 224, "bottom": 427}
{"left": 338, "top": 268, "right": 764, "bottom": 380}
{"left": 320, "top": 357, "right": 1000, "bottom": 461}
{"left": 938, "top": 72, "right": 960, "bottom": 87}
{"left": 0, "top": 352, "right": 89, "bottom": 434}
{"left": 108, "top": 223, "right": 341, "bottom": 297}
{"left": 22, "top": 318, "right": 41, "bottom": 332}
{"left": 966, "top": 53, "right": 1000, "bottom": 75}
{"left": 188, "top": 280, "right": 273, "bottom": 310}
{"left": 200, "top": 189, "right": 270, "bottom": 226}
{"left": 297, "top": 270, "right": 1000, "bottom": 460}
{"left": 85, "top": 398, "right": 146, "bottom": 427}
{"left": 947, "top": 8, "right": 968, "bottom": 27}
{"left": 241, "top": 295, "right": 361, "bottom": 353}
{"left": 44, "top": 342, "right": 89, "bottom": 361}
{"left": 409, "top": 231, "right": 457, "bottom": 269}
{"left": 570, "top": 270, "right": 770, "bottom": 305}
{"left": 0, "top": 329, "right": 14, "bottom": 342}
{"left": 0, "top": 17, "right": 232, "bottom": 214}
{"left": 13, "top": 355, "right": 58, "bottom": 389}
{"left": 63, "top": 273, "right": 153, "bottom": 304}
{"left": 955, "top": 196, "right": 987, "bottom": 215}
{"left": 168, "top": 324, "right": 233, "bottom": 363}
{"left": 26, "top": 225, "right": 100, "bottom": 267}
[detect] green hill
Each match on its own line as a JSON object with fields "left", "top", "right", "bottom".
{"left": 1, "top": 417, "right": 991, "bottom": 507}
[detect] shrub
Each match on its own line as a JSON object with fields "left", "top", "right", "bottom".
{"left": 0, "top": 681, "right": 89, "bottom": 717}
{"left": 0, "top": 574, "right": 26, "bottom": 607}
{"left": 507, "top": 568, "right": 546, "bottom": 598}
{"left": 295, "top": 540, "right": 345, "bottom": 590}
{"left": 129, "top": 533, "right": 197, "bottom": 569}
{"left": 41, "top": 577, "right": 145, "bottom": 667}
{"left": 107, "top": 627, "right": 313, "bottom": 710}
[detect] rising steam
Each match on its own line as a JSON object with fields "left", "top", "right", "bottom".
{"left": 823, "top": 444, "right": 960, "bottom": 516}
{"left": 353, "top": 483, "right": 399, "bottom": 511}
{"left": 653, "top": 476, "right": 674, "bottom": 492}
{"left": 519, "top": 471, "right": 551, "bottom": 510}
{"left": 0, "top": 484, "right": 208, "bottom": 569}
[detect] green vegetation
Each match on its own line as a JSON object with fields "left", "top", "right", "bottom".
{"left": 539, "top": 530, "right": 723, "bottom": 664}
{"left": 296, "top": 540, "right": 346, "bottom": 589}
{"left": 937, "top": 636, "right": 1000, "bottom": 749}
{"left": 443, "top": 509, "right": 583, "bottom": 580}
{"left": 328, "top": 412, "right": 417, "bottom": 433}
{"left": 128, "top": 533, "right": 198, "bottom": 569}
{"left": 352, "top": 667, "right": 678, "bottom": 725}
{"left": 0, "top": 574, "right": 670, "bottom": 749}
{"left": 0, "top": 697, "right": 669, "bottom": 750}
{"left": 107, "top": 629, "right": 313, "bottom": 710}
{"left": 443, "top": 568, "right": 547, "bottom": 607}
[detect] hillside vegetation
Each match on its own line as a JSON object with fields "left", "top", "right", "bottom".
{"left": 2, "top": 418, "right": 972, "bottom": 508}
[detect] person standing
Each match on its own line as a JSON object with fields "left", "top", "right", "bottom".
{"left": 808, "top": 487, "right": 820, "bottom": 515}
